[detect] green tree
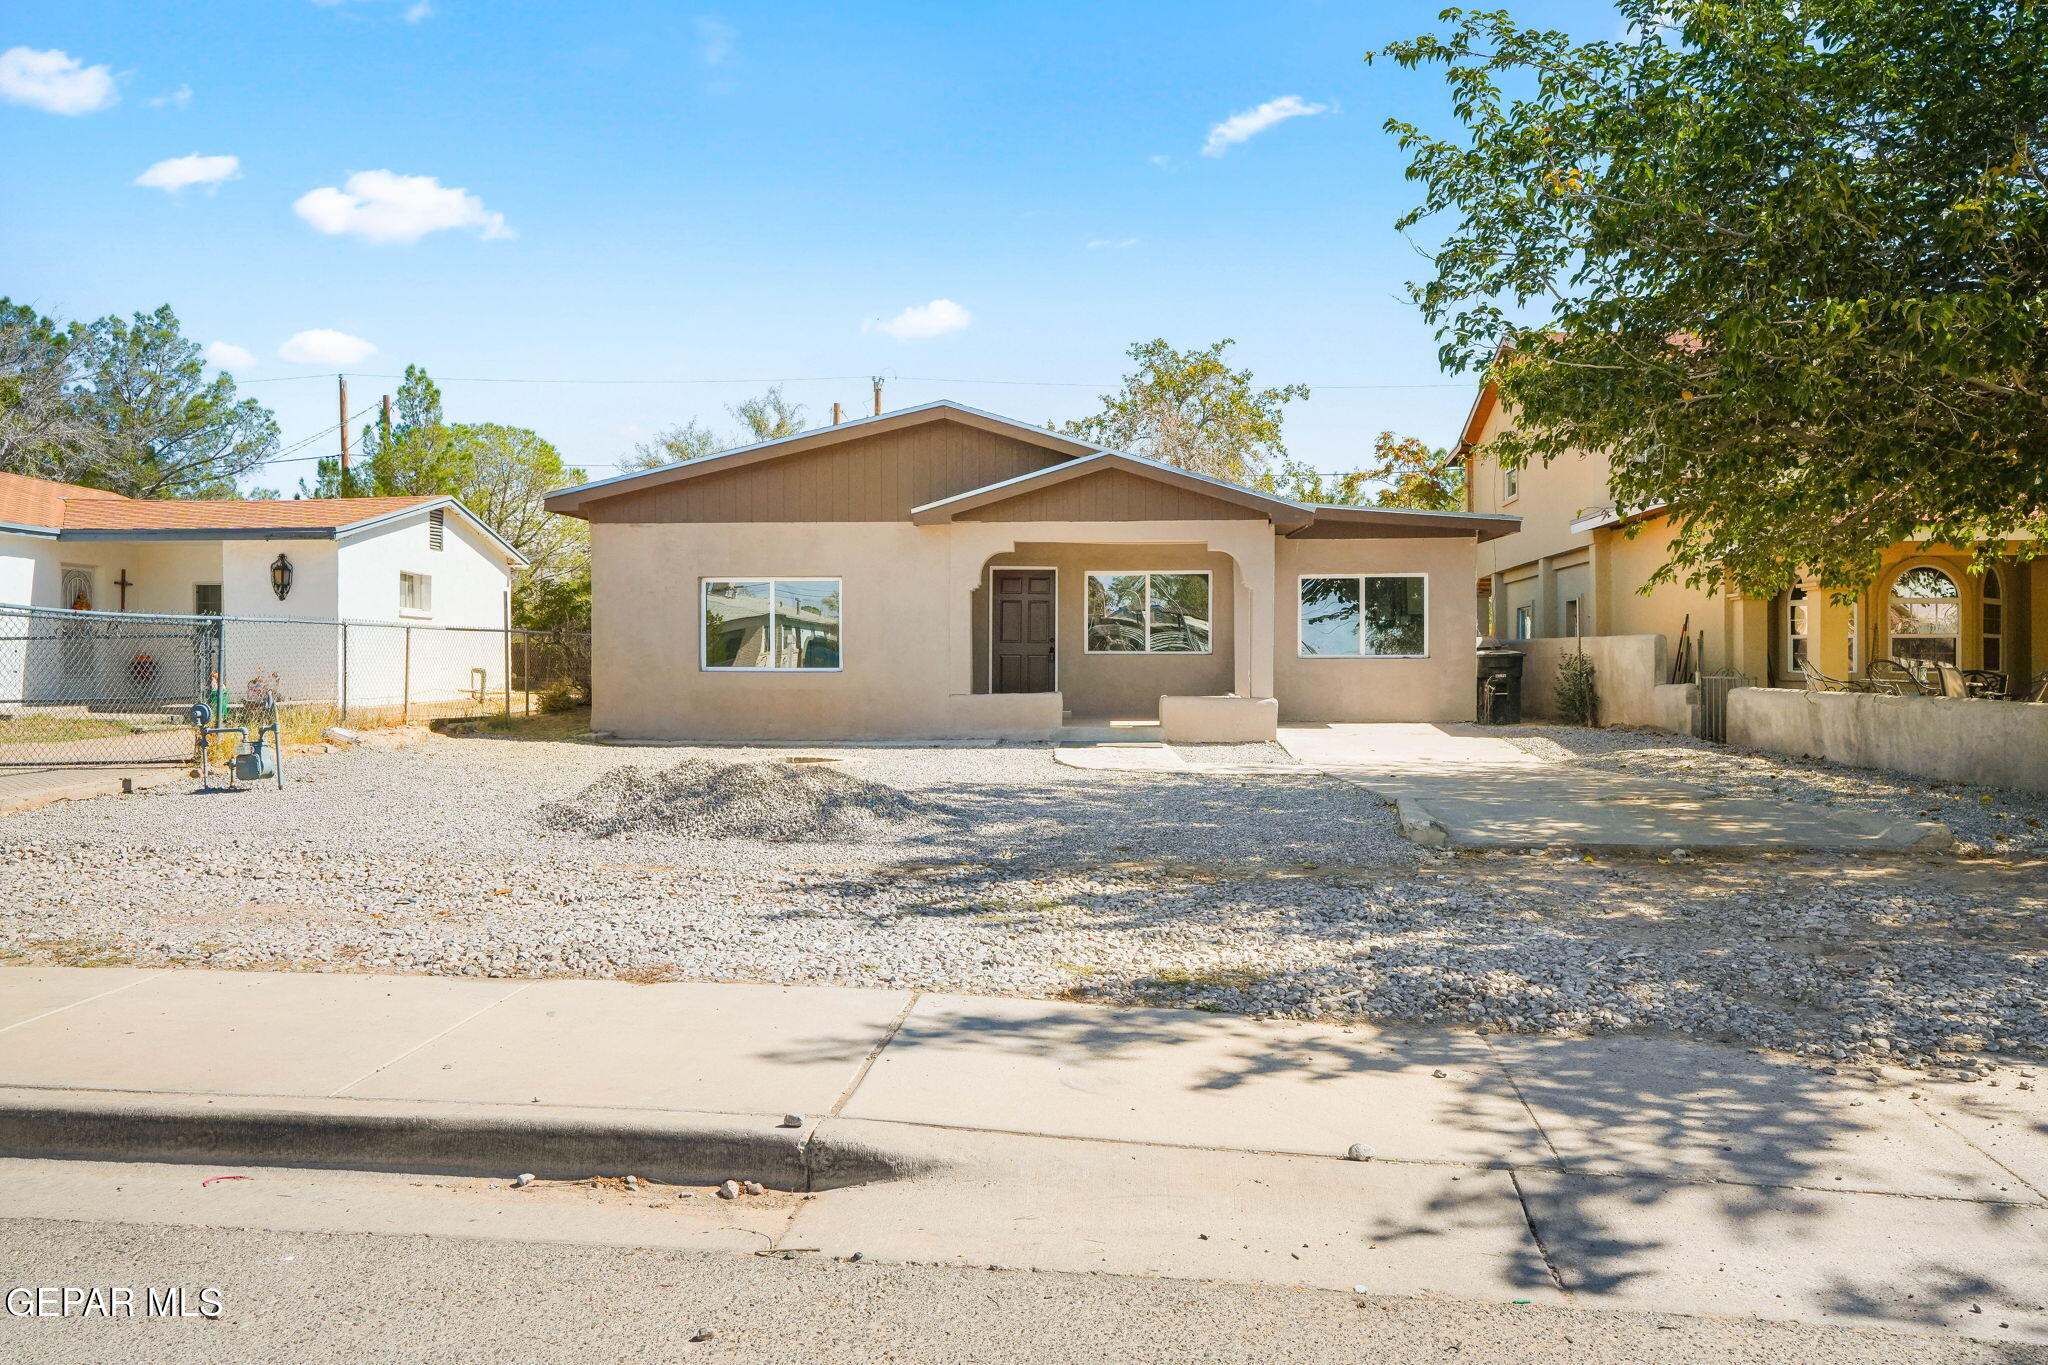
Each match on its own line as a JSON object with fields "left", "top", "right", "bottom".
{"left": 1338, "top": 431, "right": 1466, "bottom": 511}
{"left": 621, "top": 385, "right": 809, "bottom": 472}
{"left": 1375, "top": 0, "right": 2048, "bottom": 594}
{"left": 0, "top": 301, "right": 279, "bottom": 497}
{"left": 1061, "top": 339, "right": 1313, "bottom": 492}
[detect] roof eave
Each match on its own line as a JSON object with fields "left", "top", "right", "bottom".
{"left": 0, "top": 520, "right": 61, "bottom": 538}
{"left": 57, "top": 527, "right": 338, "bottom": 542}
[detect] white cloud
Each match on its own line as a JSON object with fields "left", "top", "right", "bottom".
{"left": 0, "top": 47, "right": 118, "bottom": 115}
{"left": 293, "top": 169, "right": 512, "bottom": 244}
{"left": 149, "top": 84, "right": 194, "bottom": 109}
{"left": 205, "top": 341, "right": 257, "bottom": 372}
{"left": 134, "top": 153, "right": 242, "bottom": 194}
{"left": 868, "top": 299, "right": 972, "bottom": 341}
{"left": 1201, "top": 95, "right": 1328, "bottom": 157}
{"left": 403, "top": 1, "right": 433, "bottom": 21}
{"left": 1086, "top": 237, "right": 1139, "bottom": 250}
{"left": 694, "top": 16, "right": 736, "bottom": 65}
{"left": 278, "top": 329, "right": 378, "bottom": 365}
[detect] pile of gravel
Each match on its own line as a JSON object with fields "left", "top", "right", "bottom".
{"left": 537, "top": 758, "right": 920, "bottom": 842}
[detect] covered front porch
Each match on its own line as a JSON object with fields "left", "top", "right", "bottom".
{"left": 939, "top": 525, "right": 1282, "bottom": 744}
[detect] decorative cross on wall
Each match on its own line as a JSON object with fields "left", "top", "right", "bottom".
{"left": 113, "top": 570, "right": 132, "bottom": 611}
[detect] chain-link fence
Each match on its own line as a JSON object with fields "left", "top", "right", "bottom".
{"left": 0, "top": 604, "right": 590, "bottom": 768}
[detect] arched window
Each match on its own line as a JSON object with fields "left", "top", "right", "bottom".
{"left": 1982, "top": 568, "right": 2004, "bottom": 673}
{"left": 1887, "top": 566, "right": 1960, "bottom": 666}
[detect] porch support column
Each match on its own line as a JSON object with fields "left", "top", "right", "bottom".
{"left": 1222, "top": 525, "right": 1277, "bottom": 699}
{"left": 946, "top": 527, "right": 981, "bottom": 697}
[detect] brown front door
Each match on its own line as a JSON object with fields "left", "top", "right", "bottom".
{"left": 992, "top": 569, "right": 1056, "bottom": 693}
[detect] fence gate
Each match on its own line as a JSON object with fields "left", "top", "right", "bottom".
{"left": 0, "top": 605, "right": 216, "bottom": 768}
{"left": 1695, "top": 669, "right": 1749, "bottom": 745}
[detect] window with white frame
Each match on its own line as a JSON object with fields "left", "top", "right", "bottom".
{"left": 1085, "top": 572, "right": 1211, "bottom": 654}
{"left": 1784, "top": 584, "right": 1811, "bottom": 674}
{"left": 399, "top": 571, "right": 432, "bottom": 616}
{"left": 1982, "top": 567, "right": 2004, "bottom": 673}
{"left": 703, "top": 578, "right": 842, "bottom": 670}
{"left": 1887, "top": 566, "right": 1960, "bottom": 666}
{"left": 1298, "top": 575, "right": 1428, "bottom": 658}
{"left": 1502, "top": 465, "right": 1520, "bottom": 501}
{"left": 1513, "top": 605, "right": 1533, "bottom": 640}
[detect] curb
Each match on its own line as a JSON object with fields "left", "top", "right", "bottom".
{"left": 1394, "top": 797, "right": 1451, "bottom": 848}
{"left": 0, "top": 1088, "right": 944, "bottom": 1192}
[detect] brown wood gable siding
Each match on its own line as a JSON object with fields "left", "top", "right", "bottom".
{"left": 581, "top": 420, "right": 1073, "bottom": 522}
{"left": 955, "top": 468, "right": 1268, "bottom": 523}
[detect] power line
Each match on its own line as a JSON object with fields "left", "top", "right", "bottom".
{"left": 233, "top": 371, "right": 1469, "bottom": 392}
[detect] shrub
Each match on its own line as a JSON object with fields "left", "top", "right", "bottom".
{"left": 537, "top": 679, "right": 587, "bottom": 713}
{"left": 1556, "top": 651, "right": 1600, "bottom": 726}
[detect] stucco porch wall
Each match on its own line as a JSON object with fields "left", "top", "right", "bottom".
{"left": 1729, "top": 687, "right": 2048, "bottom": 794}
{"left": 975, "top": 543, "right": 1235, "bottom": 717}
{"left": 1272, "top": 535, "right": 1480, "bottom": 723}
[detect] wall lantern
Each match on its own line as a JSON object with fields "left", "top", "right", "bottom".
{"left": 270, "top": 553, "right": 294, "bottom": 601}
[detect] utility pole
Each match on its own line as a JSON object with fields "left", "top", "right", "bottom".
{"left": 380, "top": 393, "right": 393, "bottom": 456}
{"left": 872, "top": 377, "right": 883, "bottom": 416}
{"left": 831, "top": 402, "right": 843, "bottom": 426}
{"left": 337, "top": 375, "right": 352, "bottom": 497}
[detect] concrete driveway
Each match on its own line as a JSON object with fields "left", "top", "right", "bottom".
{"left": 1278, "top": 723, "right": 1954, "bottom": 852}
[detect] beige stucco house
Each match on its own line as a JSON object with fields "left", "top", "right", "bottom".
{"left": 1460, "top": 380, "right": 2045, "bottom": 696}
{"left": 546, "top": 401, "right": 1518, "bottom": 742}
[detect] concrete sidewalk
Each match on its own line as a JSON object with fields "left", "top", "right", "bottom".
{"left": 1, "top": 967, "right": 2044, "bottom": 1344}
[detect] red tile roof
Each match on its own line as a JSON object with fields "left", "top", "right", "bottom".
{"left": 0, "top": 471, "right": 127, "bottom": 529}
{"left": 63, "top": 495, "right": 438, "bottom": 533}
{"left": 0, "top": 471, "right": 436, "bottom": 533}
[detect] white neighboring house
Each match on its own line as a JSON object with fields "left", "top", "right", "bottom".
{"left": 0, "top": 471, "right": 527, "bottom": 713}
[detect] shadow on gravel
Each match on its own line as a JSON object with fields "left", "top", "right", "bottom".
{"left": 883, "top": 771, "right": 1408, "bottom": 869}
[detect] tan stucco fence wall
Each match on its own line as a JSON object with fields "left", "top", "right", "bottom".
{"left": 1730, "top": 688, "right": 2048, "bottom": 795}
{"left": 588, "top": 520, "right": 1485, "bottom": 741}
{"left": 1513, "top": 634, "right": 1699, "bottom": 734}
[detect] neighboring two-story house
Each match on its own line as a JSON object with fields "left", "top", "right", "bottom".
{"left": 1459, "top": 379, "right": 2043, "bottom": 699}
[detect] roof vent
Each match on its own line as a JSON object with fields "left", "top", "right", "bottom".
{"left": 428, "top": 507, "right": 445, "bottom": 551}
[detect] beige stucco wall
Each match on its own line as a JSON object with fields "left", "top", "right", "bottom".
{"left": 976, "top": 543, "right": 1235, "bottom": 717}
{"left": 1731, "top": 687, "right": 2048, "bottom": 794}
{"left": 1272, "top": 535, "right": 1479, "bottom": 723}
{"left": 589, "top": 518, "right": 1489, "bottom": 740}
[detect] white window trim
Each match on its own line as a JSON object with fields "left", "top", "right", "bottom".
{"left": 1501, "top": 466, "right": 1520, "bottom": 503}
{"left": 1781, "top": 584, "right": 1812, "bottom": 679}
{"left": 399, "top": 570, "right": 433, "bottom": 619}
{"left": 701, "top": 576, "right": 845, "bottom": 673}
{"left": 1082, "top": 570, "right": 1215, "bottom": 656}
{"left": 1513, "top": 605, "right": 1534, "bottom": 641}
{"left": 1982, "top": 568, "right": 2004, "bottom": 671}
{"left": 1885, "top": 563, "right": 1962, "bottom": 658}
{"left": 1295, "top": 573, "right": 1431, "bottom": 660}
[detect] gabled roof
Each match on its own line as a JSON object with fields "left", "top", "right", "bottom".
{"left": 545, "top": 400, "right": 1102, "bottom": 516}
{"left": 0, "top": 471, "right": 525, "bottom": 565}
{"left": 908, "top": 449, "right": 1315, "bottom": 531}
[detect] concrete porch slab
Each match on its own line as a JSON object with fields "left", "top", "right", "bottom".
{"left": 343, "top": 979, "right": 911, "bottom": 1116}
{"left": 788, "top": 1119, "right": 1562, "bottom": 1301}
{"left": 838, "top": 994, "right": 1551, "bottom": 1166}
{"left": 1909, "top": 1080, "right": 2048, "bottom": 1201}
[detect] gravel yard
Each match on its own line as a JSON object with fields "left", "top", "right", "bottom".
{"left": 2, "top": 727, "right": 2044, "bottom": 1072}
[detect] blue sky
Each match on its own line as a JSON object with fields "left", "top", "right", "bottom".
{"left": 3, "top": 0, "right": 1607, "bottom": 489}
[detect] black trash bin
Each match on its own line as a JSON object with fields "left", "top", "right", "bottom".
{"left": 1476, "top": 647, "right": 1525, "bottom": 725}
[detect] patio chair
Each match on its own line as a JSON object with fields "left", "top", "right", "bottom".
{"left": 1931, "top": 661, "right": 1972, "bottom": 699}
{"left": 1798, "top": 658, "right": 1869, "bottom": 693}
{"left": 1866, "top": 658, "right": 1936, "bottom": 696}
{"left": 2024, "top": 669, "right": 2048, "bottom": 704}
{"left": 1961, "top": 669, "right": 2008, "bottom": 700}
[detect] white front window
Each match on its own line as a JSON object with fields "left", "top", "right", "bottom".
{"left": 399, "top": 571, "right": 433, "bottom": 616}
{"left": 1784, "top": 585, "right": 1811, "bottom": 674}
{"left": 1085, "top": 572, "right": 1212, "bottom": 654}
{"left": 1887, "top": 566, "right": 1959, "bottom": 666}
{"left": 1502, "top": 466, "right": 1520, "bottom": 501}
{"left": 1298, "top": 575, "right": 1428, "bottom": 658}
{"left": 1513, "top": 605, "right": 1533, "bottom": 640}
{"left": 703, "top": 578, "right": 842, "bottom": 670}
